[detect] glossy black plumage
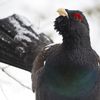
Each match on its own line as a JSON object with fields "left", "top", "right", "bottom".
{"left": 32, "top": 9, "right": 100, "bottom": 100}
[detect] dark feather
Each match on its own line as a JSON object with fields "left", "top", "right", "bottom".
{"left": 32, "top": 9, "right": 100, "bottom": 100}
{"left": 32, "top": 44, "right": 60, "bottom": 92}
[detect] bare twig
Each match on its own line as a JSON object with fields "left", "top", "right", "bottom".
{"left": 0, "top": 86, "right": 8, "bottom": 100}
{"left": 0, "top": 66, "right": 32, "bottom": 90}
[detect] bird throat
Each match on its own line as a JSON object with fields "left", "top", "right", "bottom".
{"left": 62, "top": 34, "right": 91, "bottom": 49}
{"left": 45, "top": 68, "right": 97, "bottom": 97}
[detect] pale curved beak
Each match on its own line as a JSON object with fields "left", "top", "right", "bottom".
{"left": 57, "top": 8, "right": 69, "bottom": 18}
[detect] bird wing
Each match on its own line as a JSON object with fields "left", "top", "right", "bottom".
{"left": 31, "top": 44, "right": 60, "bottom": 92}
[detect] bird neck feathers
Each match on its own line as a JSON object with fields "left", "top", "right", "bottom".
{"left": 62, "top": 32, "right": 91, "bottom": 49}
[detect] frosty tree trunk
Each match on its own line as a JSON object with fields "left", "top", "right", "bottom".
{"left": 0, "top": 14, "right": 53, "bottom": 72}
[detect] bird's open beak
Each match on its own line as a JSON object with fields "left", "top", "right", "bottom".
{"left": 57, "top": 8, "right": 69, "bottom": 18}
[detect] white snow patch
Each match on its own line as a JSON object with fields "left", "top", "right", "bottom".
{"left": 15, "top": 15, "right": 32, "bottom": 27}
{"left": 44, "top": 43, "right": 58, "bottom": 50}
{"left": 44, "top": 61, "right": 46, "bottom": 66}
{"left": 0, "top": 62, "right": 32, "bottom": 90}
{"left": 0, "top": 67, "right": 35, "bottom": 100}
{"left": 9, "top": 17, "right": 39, "bottom": 42}
{"left": 14, "top": 34, "right": 32, "bottom": 42}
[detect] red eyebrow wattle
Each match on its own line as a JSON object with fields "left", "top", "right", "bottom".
{"left": 72, "top": 13, "right": 83, "bottom": 21}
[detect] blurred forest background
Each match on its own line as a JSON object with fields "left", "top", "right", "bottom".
{"left": 0, "top": 0, "right": 100, "bottom": 100}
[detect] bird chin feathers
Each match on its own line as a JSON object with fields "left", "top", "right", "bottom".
{"left": 54, "top": 16, "right": 69, "bottom": 36}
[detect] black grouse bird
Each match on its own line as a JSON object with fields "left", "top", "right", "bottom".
{"left": 31, "top": 8, "right": 100, "bottom": 100}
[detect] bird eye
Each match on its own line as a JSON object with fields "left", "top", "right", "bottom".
{"left": 72, "top": 13, "right": 83, "bottom": 22}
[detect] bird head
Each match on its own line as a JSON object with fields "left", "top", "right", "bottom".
{"left": 54, "top": 8, "right": 89, "bottom": 39}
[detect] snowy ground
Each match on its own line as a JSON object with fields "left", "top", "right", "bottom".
{"left": 0, "top": 0, "right": 100, "bottom": 100}
{"left": 0, "top": 62, "right": 35, "bottom": 100}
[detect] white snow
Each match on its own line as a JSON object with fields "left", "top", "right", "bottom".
{"left": 15, "top": 15, "right": 32, "bottom": 27}
{"left": 0, "top": 62, "right": 35, "bottom": 100}
{"left": 14, "top": 35, "right": 32, "bottom": 42}
{"left": 9, "top": 17, "right": 39, "bottom": 42}
{"left": 44, "top": 43, "right": 58, "bottom": 51}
